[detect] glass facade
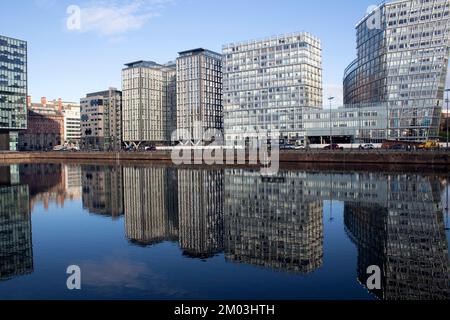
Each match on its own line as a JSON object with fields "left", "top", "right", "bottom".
{"left": 344, "top": 0, "right": 450, "bottom": 141}
{"left": 176, "top": 49, "right": 223, "bottom": 142}
{"left": 0, "top": 35, "right": 27, "bottom": 150}
{"left": 223, "top": 32, "right": 322, "bottom": 143}
{"left": 302, "top": 103, "right": 389, "bottom": 143}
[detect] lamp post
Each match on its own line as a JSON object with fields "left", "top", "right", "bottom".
{"left": 328, "top": 97, "right": 335, "bottom": 145}
{"left": 445, "top": 89, "right": 449, "bottom": 150}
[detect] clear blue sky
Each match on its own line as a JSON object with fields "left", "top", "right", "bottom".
{"left": 0, "top": 0, "right": 448, "bottom": 106}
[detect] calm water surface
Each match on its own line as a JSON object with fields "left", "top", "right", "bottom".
{"left": 0, "top": 163, "right": 448, "bottom": 300}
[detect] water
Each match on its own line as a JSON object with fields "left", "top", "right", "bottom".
{"left": 0, "top": 163, "right": 448, "bottom": 300}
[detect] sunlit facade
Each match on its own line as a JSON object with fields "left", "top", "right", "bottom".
{"left": 344, "top": 0, "right": 450, "bottom": 141}
{"left": 122, "top": 61, "right": 176, "bottom": 147}
{"left": 223, "top": 33, "right": 322, "bottom": 143}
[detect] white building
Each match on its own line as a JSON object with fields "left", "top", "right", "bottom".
{"left": 223, "top": 32, "right": 323, "bottom": 144}
{"left": 62, "top": 103, "right": 81, "bottom": 146}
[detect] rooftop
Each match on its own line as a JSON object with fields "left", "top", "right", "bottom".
{"left": 178, "top": 48, "right": 222, "bottom": 58}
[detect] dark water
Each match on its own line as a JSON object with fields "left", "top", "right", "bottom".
{"left": 0, "top": 163, "right": 448, "bottom": 300}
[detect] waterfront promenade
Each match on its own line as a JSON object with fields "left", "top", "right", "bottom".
{"left": 1, "top": 150, "right": 450, "bottom": 166}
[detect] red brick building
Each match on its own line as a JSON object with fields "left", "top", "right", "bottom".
{"left": 19, "top": 97, "right": 65, "bottom": 151}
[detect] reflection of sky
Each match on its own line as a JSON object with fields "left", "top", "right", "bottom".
{"left": 0, "top": 196, "right": 372, "bottom": 300}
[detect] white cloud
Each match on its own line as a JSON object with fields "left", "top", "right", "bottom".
{"left": 69, "top": 0, "right": 174, "bottom": 36}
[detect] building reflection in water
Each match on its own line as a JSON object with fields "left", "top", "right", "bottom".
{"left": 1, "top": 163, "right": 447, "bottom": 299}
{"left": 81, "top": 165, "right": 124, "bottom": 219}
{"left": 344, "top": 174, "right": 449, "bottom": 300}
{"left": 224, "top": 169, "right": 324, "bottom": 273}
{"left": 124, "top": 166, "right": 178, "bottom": 245}
{"left": 0, "top": 165, "right": 33, "bottom": 281}
{"left": 178, "top": 169, "right": 224, "bottom": 259}
{"left": 19, "top": 163, "right": 82, "bottom": 211}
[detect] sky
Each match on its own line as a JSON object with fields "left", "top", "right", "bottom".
{"left": 0, "top": 0, "right": 449, "bottom": 106}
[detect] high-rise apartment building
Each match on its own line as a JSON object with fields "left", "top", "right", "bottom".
{"left": 344, "top": 0, "right": 450, "bottom": 141}
{"left": 0, "top": 35, "right": 27, "bottom": 150}
{"left": 223, "top": 33, "right": 323, "bottom": 143}
{"left": 122, "top": 61, "right": 176, "bottom": 148}
{"left": 80, "top": 88, "right": 122, "bottom": 151}
{"left": 176, "top": 49, "right": 223, "bottom": 143}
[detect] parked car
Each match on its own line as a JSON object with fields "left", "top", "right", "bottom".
{"left": 418, "top": 140, "right": 439, "bottom": 150}
{"left": 145, "top": 145, "right": 157, "bottom": 152}
{"left": 389, "top": 144, "right": 405, "bottom": 150}
{"left": 359, "top": 143, "right": 375, "bottom": 150}
{"left": 52, "top": 145, "right": 65, "bottom": 151}
{"left": 280, "top": 144, "right": 296, "bottom": 150}
{"left": 324, "top": 144, "right": 344, "bottom": 150}
{"left": 295, "top": 144, "right": 306, "bottom": 150}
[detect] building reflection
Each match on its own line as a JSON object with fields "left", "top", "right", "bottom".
{"left": 177, "top": 169, "right": 224, "bottom": 259}
{"left": 0, "top": 165, "right": 33, "bottom": 281}
{"left": 224, "top": 169, "right": 324, "bottom": 273}
{"left": 19, "top": 163, "right": 82, "bottom": 210}
{"left": 124, "top": 166, "right": 178, "bottom": 245}
{"left": 0, "top": 162, "right": 447, "bottom": 298}
{"left": 19, "top": 163, "right": 66, "bottom": 210}
{"left": 81, "top": 165, "right": 124, "bottom": 219}
{"left": 344, "top": 174, "right": 449, "bottom": 300}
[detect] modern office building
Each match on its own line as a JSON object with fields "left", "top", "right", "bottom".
{"left": 344, "top": 0, "right": 450, "bottom": 141}
{"left": 176, "top": 49, "right": 223, "bottom": 143}
{"left": 80, "top": 88, "right": 122, "bottom": 151}
{"left": 223, "top": 33, "right": 322, "bottom": 144}
{"left": 122, "top": 61, "right": 176, "bottom": 148}
{"left": 0, "top": 35, "right": 27, "bottom": 150}
{"left": 301, "top": 103, "right": 389, "bottom": 144}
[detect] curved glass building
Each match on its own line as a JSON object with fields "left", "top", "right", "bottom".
{"left": 344, "top": 0, "right": 450, "bottom": 141}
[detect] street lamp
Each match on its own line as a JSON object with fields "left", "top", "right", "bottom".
{"left": 328, "top": 97, "right": 335, "bottom": 145}
{"left": 445, "top": 89, "right": 449, "bottom": 150}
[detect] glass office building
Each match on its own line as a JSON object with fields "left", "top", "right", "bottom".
{"left": 223, "top": 32, "right": 322, "bottom": 143}
{"left": 344, "top": 0, "right": 450, "bottom": 141}
{"left": 0, "top": 35, "right": 27, "bottom": 150}
{"left": 176, "top": 49, "right": 223, "bottom": 143}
